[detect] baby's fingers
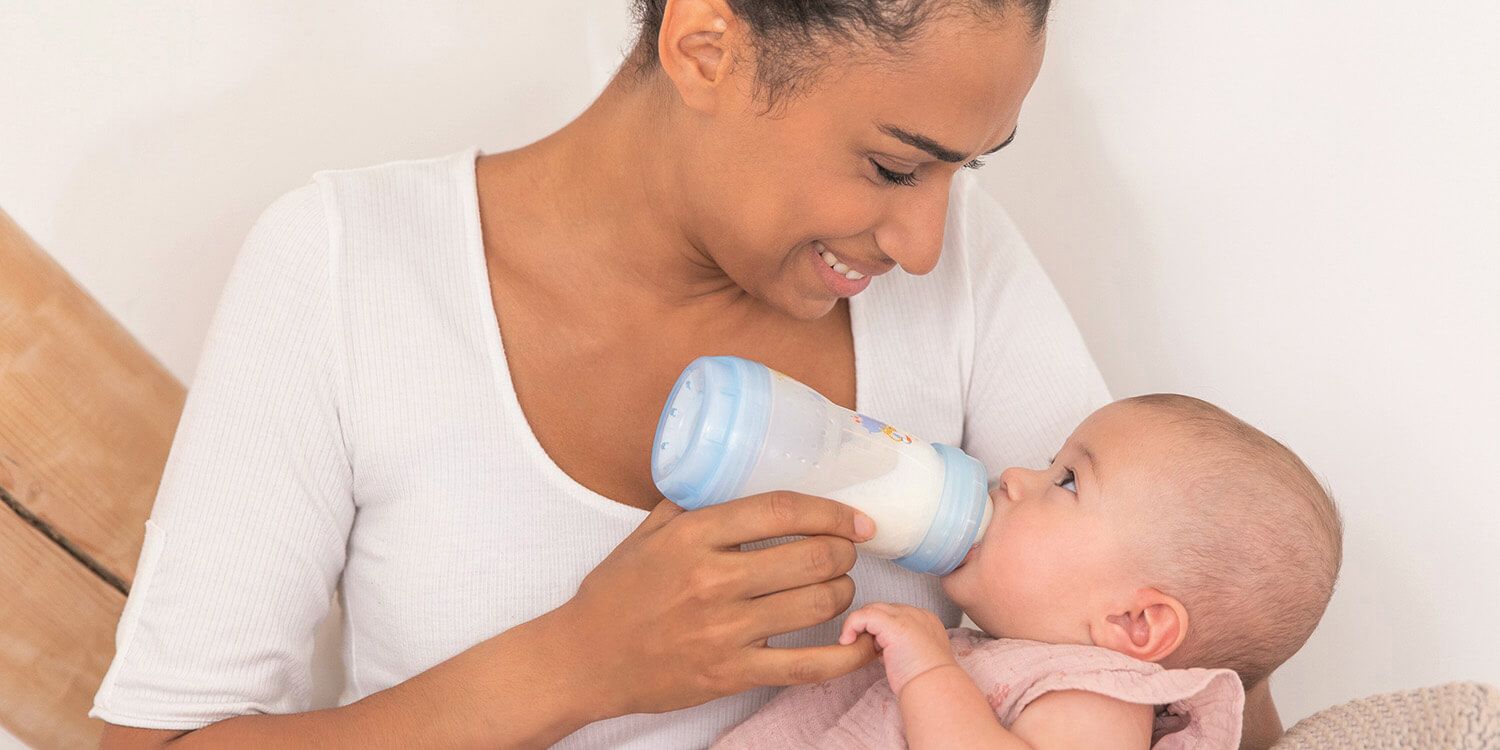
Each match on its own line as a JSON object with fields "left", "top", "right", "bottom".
{"left": 838, "top": 604, "right": 895, "bottom": 646}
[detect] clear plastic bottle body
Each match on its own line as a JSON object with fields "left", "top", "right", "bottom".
{"left": 734, "top": 371, "right": 948, "bottom": 558}
{"left": 652, "top": 356, "right": 991, "bottom": 575}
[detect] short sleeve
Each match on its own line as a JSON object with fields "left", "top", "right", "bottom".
{"left": 90, "top": 183, "right": 356, "bottom": 729}
{"left": 954, "top": 176, "right": 1111, "bottom": 472}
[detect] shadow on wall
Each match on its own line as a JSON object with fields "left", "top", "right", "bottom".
{"left": 1284, "top": 515, "right": 1441, "bottom": 721}
{"left": 977, "top": 56, "right": 1169, "bottom": 398}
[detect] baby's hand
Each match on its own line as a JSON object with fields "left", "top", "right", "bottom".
{"left": 839, "top": 603, "right": 958, "bottom": 696}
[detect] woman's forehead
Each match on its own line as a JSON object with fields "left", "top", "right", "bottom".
{"left": 804, "top": 16, "right": 1043, "bottom": 155}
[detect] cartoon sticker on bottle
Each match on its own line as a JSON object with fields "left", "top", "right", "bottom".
{"left": 852, "top": 413, "right": 915, "bottom": 444}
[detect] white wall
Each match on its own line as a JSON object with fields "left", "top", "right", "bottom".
{"left": 981, "top": 2, "right": 1500, "bottom": 723}
{"left": 1, "top": 0, "right": 632, "bottom": 380}
{"left": 2, "top": 0, "right": 1495, "bottom": 738}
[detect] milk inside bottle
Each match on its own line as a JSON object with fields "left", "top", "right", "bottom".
{"left": 651, "top": 356, "right": 992, "bottom": 575}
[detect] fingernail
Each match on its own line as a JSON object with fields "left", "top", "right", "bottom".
{"left": 854, "top": 513, "right": 875, "bottom": 540}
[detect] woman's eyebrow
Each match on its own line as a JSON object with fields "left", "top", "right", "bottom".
{"left": 879, "top": 124, "right": 1019, "bottom": 163}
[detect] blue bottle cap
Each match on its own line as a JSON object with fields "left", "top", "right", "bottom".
{"left": 894, "top": 443, "right": 990, "bottom": 576}
{"left": 652, "top": 356, "right": 772, "bottom": 509}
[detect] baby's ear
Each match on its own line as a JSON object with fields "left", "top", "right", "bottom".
{"left": 1089, "top": 588, "right": 1188, "bottom": 664}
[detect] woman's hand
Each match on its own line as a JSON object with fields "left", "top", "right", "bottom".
{"left": 555, "top": 491, "right": 882, "bottom": 717}
{"left": 839, "top": 603, "right": 957, "bottom": 696}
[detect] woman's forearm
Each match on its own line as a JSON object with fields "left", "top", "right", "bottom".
{"left": 1239, "top": 679, "right": 1283, "bottom": 750}
{"left": 153, "top": 605, "right": 607, "bottom": 749}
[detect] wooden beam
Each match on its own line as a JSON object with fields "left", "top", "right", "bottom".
{"left": 0, "top": 497, "right": 124, "bottom": 749}
{"left": 0, "top": 208, "right": 185, "bottom": 584}
{"left": 0, "top": 208, "right": 186, "bottom": 747}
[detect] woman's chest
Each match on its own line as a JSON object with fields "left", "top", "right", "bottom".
{"left": 494, "top": 300, "right": 859, "bottom": 511}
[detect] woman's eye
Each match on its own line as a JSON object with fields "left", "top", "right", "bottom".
{"left": 1057, "top": 469, "right": 1077, "bottom": 494}
{"left": 872, "top": 159, "right": 919, "bottom": 187}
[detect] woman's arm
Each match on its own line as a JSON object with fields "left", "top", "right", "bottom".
{"left": 102, "top": 493, "right": 883, "bottom": 749}
{"left": 1240, "top": 678, "right": 1283, "bottom": 750}
{"left": 102, "top": 606, "right": 600, "bottom": 749}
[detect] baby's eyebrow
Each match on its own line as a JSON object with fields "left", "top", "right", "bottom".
{"left": 1078, "top": 444, "right": 1102, "bottom": 483}
{"left": 1050, "top": 445, "right": 1103, "bottom": 482}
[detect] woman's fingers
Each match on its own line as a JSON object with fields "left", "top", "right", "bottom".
{"left": 733, "top": 536, "right": 858, "bottom": 598}
{"left": 742, "top": 636, "right": 880, "bottom": 687}
{"left": 630, "top": 498, "right": 685, "bottom": 539}
{"left": 741, "top": 575, "right": 857, "bottom": 641}
{"left": 564, "top": 492, "right": 882, "bottom": 711}
{"left": 693, "top": 491, "right": 875, "bottom": 548}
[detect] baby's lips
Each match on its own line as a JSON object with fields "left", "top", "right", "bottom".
{"left": 987, "top": 477, "right": 1008, "bottom": 503}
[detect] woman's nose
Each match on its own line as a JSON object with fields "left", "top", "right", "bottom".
{"left": 872, "top": 181, "right": 950, "bottom": 275}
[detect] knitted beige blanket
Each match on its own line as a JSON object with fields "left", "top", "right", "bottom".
{"left": 1276, "top": 682, "right": 1500, "bottom": 749}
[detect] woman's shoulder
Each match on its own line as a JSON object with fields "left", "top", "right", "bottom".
{"left": 310, "top": 147, "right": 478, "bottom": 193}
{"left": 310, "top": 147, "right": 478, "bottom": 233}
{"left": 250, "top": 148, "right": 479, "bottom": 241}
{"left": 242, "top": 148, "right": 480, "bottom": 279}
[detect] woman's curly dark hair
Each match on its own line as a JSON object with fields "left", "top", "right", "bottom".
{"left": 629, "top": 0, "right": 1050, "bottom": 106}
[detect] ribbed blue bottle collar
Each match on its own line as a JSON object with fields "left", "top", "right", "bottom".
{"left": 894, "top": 443, "right": 990, "bottom": 575}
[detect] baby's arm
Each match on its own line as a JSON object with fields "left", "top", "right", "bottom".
{"left": 840, "top": 604, "right": 1153, "bottom": 750}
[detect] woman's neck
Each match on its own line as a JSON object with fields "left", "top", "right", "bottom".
{"left": 480, "top": 72, "right": 754, "bottom": 321}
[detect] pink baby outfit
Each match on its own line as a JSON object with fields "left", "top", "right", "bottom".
{"left": 715, "top": 629, "right": 1244, "bottom": 749}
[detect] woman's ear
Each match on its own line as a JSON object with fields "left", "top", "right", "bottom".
{"left": 656, "top": 0, "right": 737, "bottom": 113}
{"left": 1088, "top": 588, "right": 1188, "bottom": 664}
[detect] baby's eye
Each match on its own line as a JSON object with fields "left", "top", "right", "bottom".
{"left": 1057, "top": 469, "right": 1077, "bottom": 494}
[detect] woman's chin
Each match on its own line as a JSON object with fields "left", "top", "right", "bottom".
{"left": 768, "top": 287, "right": 841, "bottom": 321}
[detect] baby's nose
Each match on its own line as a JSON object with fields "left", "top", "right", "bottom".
{"left": 994, "top": 467, "right": 1028, "bottom": 504}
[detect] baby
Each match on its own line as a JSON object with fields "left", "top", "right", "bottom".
{"left": 717, "top": 394, "right": 1343, "bottom": 749}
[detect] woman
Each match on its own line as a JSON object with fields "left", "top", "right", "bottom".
{"left": 96, "top": 0, "right": 1280, "bottom": 747}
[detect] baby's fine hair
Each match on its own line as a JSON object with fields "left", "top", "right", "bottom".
{"left": 1123, "top": 394, "right": 1343, "bottom": 689}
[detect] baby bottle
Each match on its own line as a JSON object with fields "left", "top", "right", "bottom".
{"left": 651, "top": 356, "right": 992, "bottom": 575}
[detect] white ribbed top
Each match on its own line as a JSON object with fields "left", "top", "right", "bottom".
{"left": 90, "top": 149, "right": 1108, "bottom": 747}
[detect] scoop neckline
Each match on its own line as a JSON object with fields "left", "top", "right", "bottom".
{"left": 455, "top": 147, "right": 870, "bottom": 520}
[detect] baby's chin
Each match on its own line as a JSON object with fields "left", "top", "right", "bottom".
{"left": 939, "top": 563, "right": 985, "bottom": 619}
{"left": 939, "top": 561, "right": 1017, "bottom": 638}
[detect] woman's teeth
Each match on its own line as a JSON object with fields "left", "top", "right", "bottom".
{"left": 819, "top": 248, "right": 866, "bottom": 280}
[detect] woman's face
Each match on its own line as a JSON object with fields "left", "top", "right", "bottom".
{"left": 673, "top": 11, "right": 1046, "bottom": 320}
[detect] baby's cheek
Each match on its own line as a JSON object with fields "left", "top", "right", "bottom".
{"left": 988, "top": 532, "right": 1048, "bottom": 583}
{"left": 986, "top": 541, "right": 1072, "bottom": 619}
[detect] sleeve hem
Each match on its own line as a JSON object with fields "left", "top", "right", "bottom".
{"left": 89, "top": 705, "right": 222, "bottom": 731}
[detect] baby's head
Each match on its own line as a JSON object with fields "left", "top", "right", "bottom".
{"left": 942, "top": 394, "right": 1342, "bottom": 688}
